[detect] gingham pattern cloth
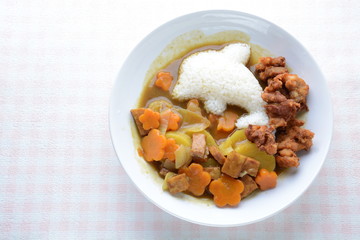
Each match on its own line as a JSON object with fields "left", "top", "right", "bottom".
{"left": 1, "top": 0, "right": 359, "bottom": 239}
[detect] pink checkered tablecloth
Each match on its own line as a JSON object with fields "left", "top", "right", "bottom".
{"left": 1, "top": 0, "right": 359, "bottom": 239}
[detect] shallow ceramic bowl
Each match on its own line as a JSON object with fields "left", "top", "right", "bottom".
{"left": 109, "top": 10, "right": 333, "bottom": 227}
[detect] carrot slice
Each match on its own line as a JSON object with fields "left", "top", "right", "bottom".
{"left": 139, "top": 109, "right": 160, "bottom": 130}
{"left": 160, "top": 109, "right": 181, "bottom": 131}
{"left": 209, "top": 174, "right": 244, "bottom": 207}
{"left": 217, "top": 110, "right": 238, "bottom": 132}
{"left": 141, "top": 129, "right": 167, "bottom": 162}
{"left": 179, "top": 163, "right": 211, "bottom": 196}
{"left": 255, "top": 168, "right": 277, "bottom": 190}
{"left": 163, "top": 138, "right": 179, "bottom": 161}
{"left": 155, "top": 72, "right": 173, "bottom": 91}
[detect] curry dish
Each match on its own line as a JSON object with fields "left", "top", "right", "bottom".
{"left": 130, "top": 42, "right": 314, "bottom": 207}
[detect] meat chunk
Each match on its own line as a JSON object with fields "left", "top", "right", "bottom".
{"left": 276, "top": 126, "right": 314, "bottom": 152}
{"left": 204, "top": 167, "right": 221, "bottom": 180}
{"left": 262, "top": 91, "right": 288, "bottom": 103}
{"left": 208, "top": 145, "right": 226, "bottom": 165}
{"left": 275, "top": 125, "right": 314, "bottom": 168}
{"left": 130, "top": 108, "right": 149, "bottom": 136}
{"left": 221, "top": 152, "right": 260, "bottom": 178}
{"left": 269, "top": 117, "right": 287, "bottom": 129}
{"left": 287, "top": 118, "right": 305, "bottom": 127}
{"left": 161, "top": 159, "right": 176, "bottom": 171}
{"left": 262, "top": 75, "right": 290, "bottom": 105}
{"left": 255, "top": 56, "right": 313, "bottom": 169}
{"left": 191, "top": 133, "right": 207, "bottom": 161}
{"left": 269, "top": 114, "right": 305, "bottom": 129}
{"left": 241, "top": 157, "right": 260, "bottom": 177}
{"left": 276, "top": 149, "right": 299, "bottom": 168}
{"left": 266, "top": 73, "right": 309, "bottom": 110}
{"left": 265, "top": 100, "right": 300, "bottom": 127}
{"left": 166, "top": 173, "right": 190, "bottom": 194}
{"left": 284, "top": 74, "right": 309, "bottom": 110}
{"left": 245, "top": 125, "right": 277, "bottom": 155}
{"left": 255, "top": 57, "right": 288, "bottom": 81}
{"left": 255, "top": 56, "right": 286, "bottom": 73}
{"left": 264, "top": 77, "right": 283, "bottom": 93}
{"left": 240, "top": 175, "right": 258, "bottom": 198}
{"left": 221, "top": 151, "right": 246, "bottom": 178}
{"left": 265, "top": 99, "right": 300, "bottom": 121}
{"left": 159, "top": 167, "right": 170, "bottom": 177}
{"left": 259, "top": 67, "right": 289, "bottom": 81}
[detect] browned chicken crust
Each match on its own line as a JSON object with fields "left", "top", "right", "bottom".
{"left": 276, "top": 125, "right": 314, "bottom": 152}
{"left": 276, "top": 149, "right": 300, "bottom": 168}
{"left": 245, "top": 125, "right": 277, "bottom": 155}
{"left": 256, "top": 57, "right": 286, "bottom": 73}
{"left": 265, "top": 100, "right": 300, "bottom": 127}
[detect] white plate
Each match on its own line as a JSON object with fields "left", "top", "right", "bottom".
{"left": 109, "top": 10, "right": 333, "bottom": 227}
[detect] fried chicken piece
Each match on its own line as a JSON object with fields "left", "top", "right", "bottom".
{"left": 259, "top": 67, "right": 289, "bottom": 81}
{"left": 265, "top": 99, "right": 300, "bottom": 122}
{"left": 262, "top": 73, "right": 290, "bottom": 105}
{"left": 262, "top": 91, "right": 288, "bottom": 103}
{"left": 287, "top": 118, "right": 305, "bottom": 127}
{"left": 271, "top": 75, "right": 292, "bottom": 98}
{"left": 270, "top": 117, "right": 304, "bottom": 131}
{"left": 264, "top": 77, "right": 283, "bottom": 92}
{"left": 245, "top": 125, "right": 277, "bottom": 155}
{"left": 255, "top": 57, "right": 288, "bottom": 81}
{"left": 270, "top": 73, "right": 309, "bottom": 110}
{"left": 276, "top": 126, "right": 315, "bottom": 152}
{"left": 255, "top": 56, "right": 286, "bottom": 72}
{"left": 255, "top": 56, "right": 313, "bottom": 169}
{"left": 275, "top": 125, "right": 314, "bottom": 168}
{"left": 284, "top": 74, "right": 309, "bottom": 110}
{"left": 269, "top": 117, "right": 287, "bottom": 128}
{"left": 258, "top": 61, "right": 309, "bottom": 110}
{"left": 276, "top": 149, "right": 300, "bottom": 168}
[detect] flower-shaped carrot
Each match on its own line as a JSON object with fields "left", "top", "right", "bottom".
{"left": 141, "top": 129, "right": 167, "bottom": 161}
{"left": 161, "top": 109, "right": 181, "bottom": 131}
{"left": 179, "top": 163, "right": 211, "bottom": 196}
{"left": 139, "top": 109, "right": 160, "bottom": 130}
{"left": 217, "top": 110, "right": 239, "bottom": 132}
{"left": 255, "top": 168, "right": 277, "bottom": 190}
{"left": 155, "top": 71, "right": 173, "bottom": 91}
{"left": 163, "top": 138, "right": 179, "bottom": 161}
{"left": 209, "top": 174, "right": 244, "bottom": 207}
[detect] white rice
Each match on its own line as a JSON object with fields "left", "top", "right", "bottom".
{"left": 171, "top": 43, "right": 268, "bottom": 128}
